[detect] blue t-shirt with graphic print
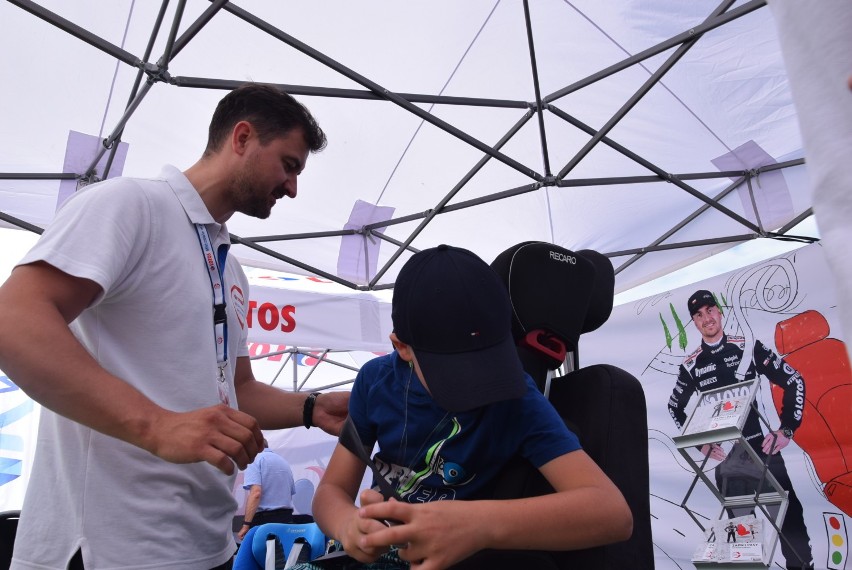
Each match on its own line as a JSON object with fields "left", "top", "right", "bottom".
{"left": 349, "top": 352, "right": 581, "bottom": 502}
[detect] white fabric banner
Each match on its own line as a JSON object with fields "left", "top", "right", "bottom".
{"left": 244, "top": 268, "right": 393, "bottom": 354}
{"left": 243, "top": 268, "right": 392, "bottom": 393}
{"left": 582, "top": 242, "right": 851, "bottom": 570}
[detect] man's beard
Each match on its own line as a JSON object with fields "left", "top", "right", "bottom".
{"left": 230, "top": 155, "right": 273, "bottom": 219}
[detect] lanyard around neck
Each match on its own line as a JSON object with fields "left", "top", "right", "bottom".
{"left": 195, "top": 223, "right": 231, "bottom": 405}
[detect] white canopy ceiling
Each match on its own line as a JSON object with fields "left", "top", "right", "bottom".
{"left": 0, "top": 0, "right": 815, "bottom": 293}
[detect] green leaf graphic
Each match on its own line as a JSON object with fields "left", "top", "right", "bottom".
{"left": 660, "top": 313, "right": 673, "bottom": 350}
{"left": 671, "top": 303, "right": 688, "bottom": 351}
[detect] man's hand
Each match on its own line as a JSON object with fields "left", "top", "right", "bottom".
{"left": 145, "top": 404, "right": 264, "bottom": 475}
{"left": 761, "top": 430, "right": 792, "bottom": 455}
{"left": 700, "top": 443, "right": 727, "bottom": 461}
{"left": 312, "top": 391, "right": 350, "bottom": 436}
{"left": 237, "top": 524, "right": 251, "bottom": 541}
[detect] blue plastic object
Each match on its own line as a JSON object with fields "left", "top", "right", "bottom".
{"left": 254, "top": 522, "right": 325, "bottom": 565}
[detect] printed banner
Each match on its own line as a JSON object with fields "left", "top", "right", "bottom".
{"left": 582, "top": 242, "right": 852, "bottom": 570}
{"left": 244, "top": 268, "right": 393, "bottom": 354}
{"left": 0, "top": 374, "right": 40, "bottom": 513}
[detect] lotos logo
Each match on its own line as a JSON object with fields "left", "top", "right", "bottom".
{"left": 247, "top": 300, "right": 297, "bottom": 333}
{"left": 230, "top": 285, "right": 246, "bottom": 330}
{"left": 549, "top": 251, "right": 576, "bottom": 264}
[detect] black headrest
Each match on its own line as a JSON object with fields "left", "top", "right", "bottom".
{"left": 576, "top": 249, "right": 614, "bottom": 334}
{"left": 490, "top": 242, "right": 596, "bottom": 352}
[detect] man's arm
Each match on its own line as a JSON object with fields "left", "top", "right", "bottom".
{"left": 233, "top": 356, "right": 348, "bottom": 435}
{"left": 754, "top": 340, "right": 806, "bottom": 454}
{"left": 754, "top": 341, "right": 806, "bottom": 431}
{"left": 238, "top": 484, "right": 263, "bottom": 540}
{"left": 668, "top": 364, "right": 695, "bottom": 430}
{"left": 0, "top": 262, "right": 263, "bottom": 474}
{"left": 357, "top": 450, "right": 632, "bottom": 569}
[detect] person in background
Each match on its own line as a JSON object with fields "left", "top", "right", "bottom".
{"left": 0, "top": 83, "right": 348, "bottom": 570}
{"left": 311, "top": 244, "right": 632, "bottom": 570}
{"left": 238, "top": 441, "right": 297, "bottom": 541}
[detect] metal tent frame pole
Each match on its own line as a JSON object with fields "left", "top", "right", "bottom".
{"left": 0, "top": 0, "right": 812, "bottom": 293}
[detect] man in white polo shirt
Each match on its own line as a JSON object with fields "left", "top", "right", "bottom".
{"left": 0, "top": 83, "right": 348, "bottom": 570}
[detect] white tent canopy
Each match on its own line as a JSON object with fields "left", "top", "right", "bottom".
{"left": 0, "top": 0, "right": 817, "bottom": 294}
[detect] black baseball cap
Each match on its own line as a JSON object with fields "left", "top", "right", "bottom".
{"left": 687, "top": 289, "right": 717, "bottom": 317}
{"left": 392, "top": 244, "right": 527, "bottom": 412}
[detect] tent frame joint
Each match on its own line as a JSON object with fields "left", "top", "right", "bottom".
{"left": 76, "top": 172, "right": 102, "bottom": 191}
{"left": 142, "top": 62, "right": 172, "bottom": 84}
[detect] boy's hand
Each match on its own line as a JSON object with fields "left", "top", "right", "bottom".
{"left": 358, "top": 498, "right": 489, "bottom": 569}
{"left": 337, "top": 489, "right": 392, "bottom": 563}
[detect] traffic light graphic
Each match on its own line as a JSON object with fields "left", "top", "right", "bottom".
{"left": 825, "top": 512, "right": 848, "bottom": 570}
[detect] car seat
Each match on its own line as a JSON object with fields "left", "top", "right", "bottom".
{"left": 232, "top": 522, "right": 326, "bottom": 570}
{"left": 483, "top": 241, "right": 654, "bottom": 570}
{"left": 771, "top": 309, "right": 852, "bottom": 516}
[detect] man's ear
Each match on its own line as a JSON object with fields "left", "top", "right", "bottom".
{"left": 231, "top": 121, "right": 253, "bottom": 155}
{"left": 389, "top": 332, "right": 414, "bottom": 362}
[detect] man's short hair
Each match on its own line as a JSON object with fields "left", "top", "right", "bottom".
{"left": 205, "top": 83, "right": 326, "bottom": 156}
{"left": 687, "top": 289, "right": 717, "bottom": 317}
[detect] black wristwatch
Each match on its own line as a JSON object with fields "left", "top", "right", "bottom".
{"left": 780, "top": 427, "right": 794, "bottom": 439}
{"left": 303, "top": 392, "right": 320, "bottom": 429}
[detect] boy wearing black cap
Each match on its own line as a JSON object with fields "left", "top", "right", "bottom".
{"left": 312, "top": 245, "right": 632, "bottom": 569}
{"left": 668, "top": 289, "right": 813, "bottom": 569}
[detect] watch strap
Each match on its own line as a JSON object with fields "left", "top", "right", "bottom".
{"left": 303, "top": 392, "right": 320, "bottom": 429}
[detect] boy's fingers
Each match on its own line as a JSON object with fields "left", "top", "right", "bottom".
{"left": 359, "top": 488, "right": 385, "bottom": 506}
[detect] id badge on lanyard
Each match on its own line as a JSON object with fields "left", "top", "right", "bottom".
{"left": 195, "top": 224, "right": 231, "bottom": 406}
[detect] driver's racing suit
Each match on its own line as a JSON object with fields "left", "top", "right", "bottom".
{"left": 668, "top": 334, "right": 812, "bottom": 569}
